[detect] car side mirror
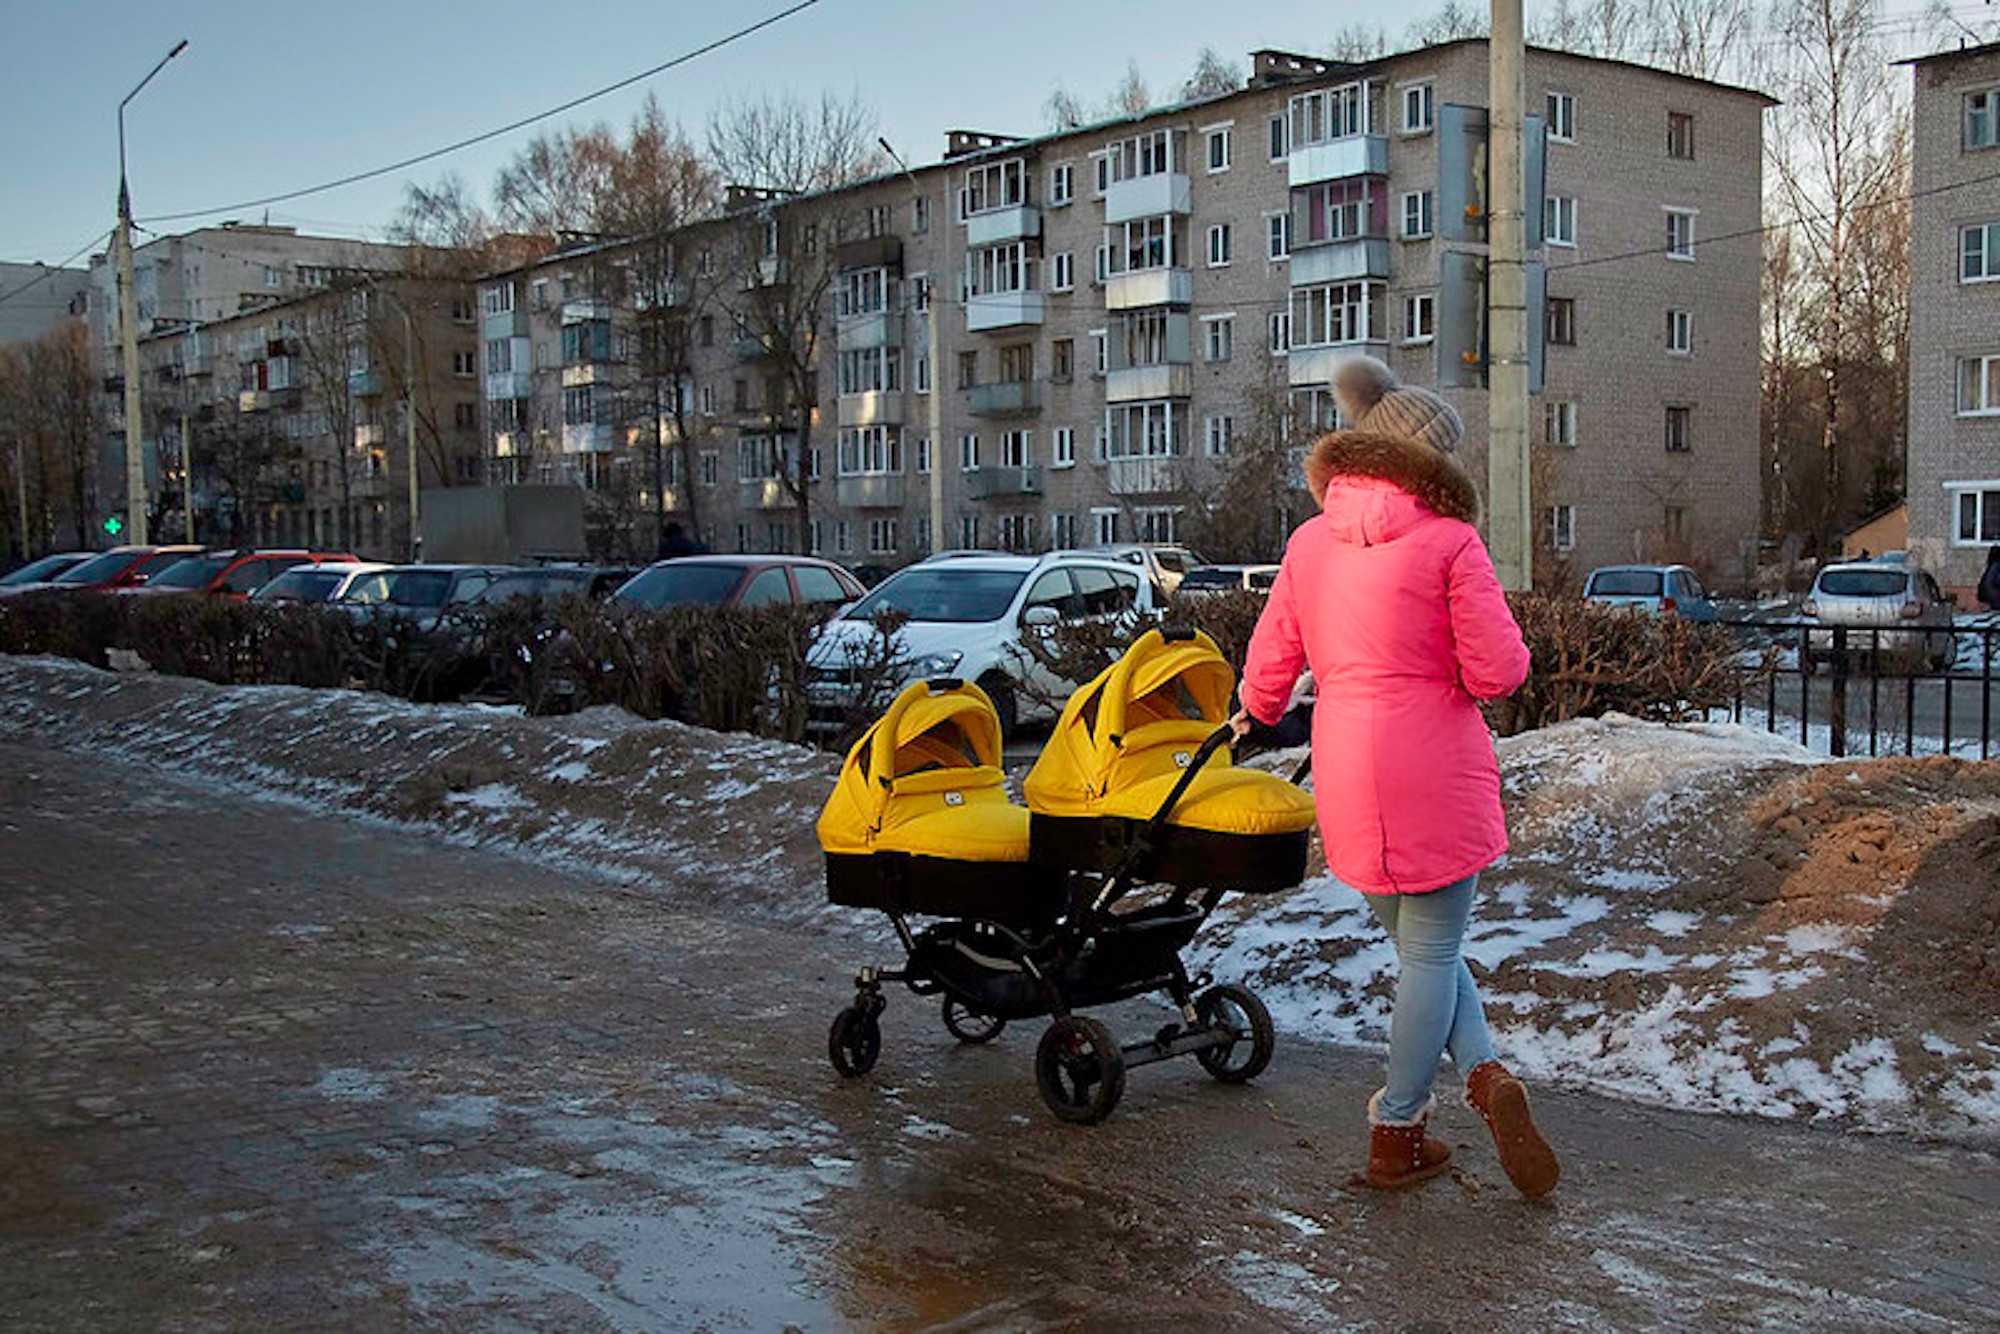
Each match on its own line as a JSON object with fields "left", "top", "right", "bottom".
{"left": 1021, "top": 605, "right": 1060, "bottom": 628}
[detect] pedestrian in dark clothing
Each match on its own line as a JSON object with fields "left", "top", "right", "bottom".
{"left": 660, "top": 523, "right": 707, "bottom": 559}
{"left": 1979, "top": 545, "right": 2000, "bottom": 612}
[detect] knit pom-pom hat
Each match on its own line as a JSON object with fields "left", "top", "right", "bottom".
{"left": 1332, "top": 355, "right": 1464, "bottom": 454}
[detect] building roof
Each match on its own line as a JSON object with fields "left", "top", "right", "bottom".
{"left": 1894, "top": 37, "right": 2000, "bottom": 67}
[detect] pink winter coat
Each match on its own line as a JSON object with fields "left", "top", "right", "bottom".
{"left": 1240, "top": 432, "right": 1530, "bottom": 896}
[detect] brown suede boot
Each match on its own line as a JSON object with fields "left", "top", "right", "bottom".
{"left": 1466, "top": 1061, "right": 1560, "bottom": 1199}
{"left": 1361, "top": 1091, "right": 1453, "bottom": 1190}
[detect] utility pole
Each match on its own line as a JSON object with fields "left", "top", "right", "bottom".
{"left": 1488, "top": 1, "right": 1532, "bottom": 591}
{"left": 114, "top": 39, "right": 188, "bottom": 548}
{"left": 13, "top": 441, "right": 30, "bottom": 559}
{"left": 385, "top": 291, "right": 422, "bottom": 561}
{"left": 880, "top": 138, "right": 947, "bottom": 556}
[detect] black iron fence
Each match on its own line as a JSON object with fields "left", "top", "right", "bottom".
{"left": 1710, "top": 617, "right": 1999, "bottom": 760}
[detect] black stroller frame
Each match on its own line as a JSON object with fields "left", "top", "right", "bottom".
{"left": 828, "top": 726, "right": 1295, "bottom": 1124}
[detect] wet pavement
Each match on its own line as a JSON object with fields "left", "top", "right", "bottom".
{"left": 1, "top": 736, "right": 1996, "bottom": 1331}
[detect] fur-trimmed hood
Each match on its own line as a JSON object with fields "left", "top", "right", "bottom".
{"left": 1304, "top": 429, "right": 1481, "bottom": 525}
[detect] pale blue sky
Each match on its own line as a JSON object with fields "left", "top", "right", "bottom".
{"left": 0, "top": 0, "right": 1437, "bottom": 266}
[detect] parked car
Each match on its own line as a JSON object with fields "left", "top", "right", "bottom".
{"left": 806, "top": 552, "right": 1158, "bottom": 737}
{"left": 0, "top": 544, "right": 205, "bottom": 599}
{"left": 1078, "top": 543, "right": 1209, "bottom": 596}
{"left": 0, "top": 553, "right": 91, "bottom": 588}
{"left": 335, "top": 564, "right": 515, "bottom": 633}
{"left": 1802, "top": 559, "right": 1957, "bottom": 670}
{"left": 472, "top": 565, "right": 640, "bottom": 606}
{"left": 120, "top": 548, "right": 356, "bottom": 600}
{"left": 250, "top": 561, "right": 392, "bottom": 605}
{"left": 1582, "top": 564, "right": 1718, "bottom": 620}
{"left": 608, "top": 555, "right": 864, "bottom": 611}
{"left": 1179, "top": 564, "right": 1280, "bottom": 596}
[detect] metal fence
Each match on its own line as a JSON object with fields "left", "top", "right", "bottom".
{"left": 1710, "top": 617, "right": 1999, "bottom": 760}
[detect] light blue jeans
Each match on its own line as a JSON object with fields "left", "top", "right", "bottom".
{"left": 1360, "top": 872, "right": 1498, "bottom": 1122}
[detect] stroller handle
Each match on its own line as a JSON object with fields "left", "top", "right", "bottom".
{"left": 1137, "top": 725, "right": 1236, "bottom": 843}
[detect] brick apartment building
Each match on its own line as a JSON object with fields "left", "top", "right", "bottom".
{"left": 478, "top": 41, "right": 1770, "bottom": 579}
{"left": 1901, "top": 40, "right": 2000, "bottom": 601}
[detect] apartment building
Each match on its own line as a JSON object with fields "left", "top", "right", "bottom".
{"left": 1901, "top": 40, "right": 2000, "bottom": 600}
{"left": 0, "top": 262, "right": 91, "bottom": 346}
{"left": 130, "top": 275, "right": 481, "bottom": 556}
{"left": 479, "top": 41, "right": 1770, "bottom": 580}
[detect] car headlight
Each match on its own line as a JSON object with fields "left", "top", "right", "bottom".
{"left": 907, "top": 651, "right": 963, "bottom": 680}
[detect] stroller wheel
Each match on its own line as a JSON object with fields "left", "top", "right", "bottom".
{"left": 828, "top": 1005, "right": 882, "bottom": 1078}
{"left": 942, "top": 997, "right": 1006, "bottom": 1044}
{"left": 1194, "top": 984, "right": 1275, "bottom": 1084}
{"left": 1035, "top": 1016, "right": 1126, "bottom": 1125}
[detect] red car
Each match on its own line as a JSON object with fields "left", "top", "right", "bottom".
{"left": 0, "top": 544, "right": 207, "bottom": 599}
{"left": 124, "top": 549, "right": 360, "bottom": 600}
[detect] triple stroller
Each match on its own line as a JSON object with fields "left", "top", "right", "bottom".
{"left": 816, "top": 628, "right": 1316, "bottom": 1123}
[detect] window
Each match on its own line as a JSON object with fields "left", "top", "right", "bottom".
{"left": 965, "top": 241, "right": 1036, "bottom": 295}
{"left": 1290, "top": 281, "right": 1384, "bottom": 347}
{"left": 1268, "top": 309, "right": 1292, "bottom": 354}
{"left": 734, "top": 378, "right": 750, "bottom": 412}
{"left": 1207, "top": 223, "right": 1232, "bottom": 267}
{"left": 1053, "top": 427, "right": 1076, "bottom": 468}
{"left": 1667, "top": 309, "right": 1692, "bottom": 354}
{"left": 454, "top": 401, "right": 477, "bottom": 430}
{"left": 1668, "top": 112, "right": 1695, "bottom": 160}
{"left": 1299, "top": 179, "right": 1379, "bottom": 244}
{"left": 834, "top": 521, "right": 852, "bottom": 556}
{"left": 480, "top": 284, "right": 515, "bottom": 316}
{"left": 1204, "top": 414, "right": 1233, "bottom": 457}
{"left": 959, "top": 158, "right": 1026, "bottom": 217}
{"left": 1969, "top": 91, "right": 1999, "bottom": 150}
{"left": 998, "top": 343, "right": 1032, "bottom": 383}
{"left": 999, "top": 514, "right": 1036, "bottom": 553}
{"left": 1266, "top": 211, "right": 1291, "bottom": 260}
{"left": 1963, "top": 222, "right": 2000, "bottom": 281}
{"left": 1269, "top": 114, "right": 1288, "bottom": 161}
{"left": 1093, "top": 152, "right": 1112, "bottom": 196}
{"left": 1401, "top": 190, "right": 1434, "bottom": 240}
{"left": 1116, "top": 310, "right": 1173, "bottom": 369}
{"left": 1102, "top": 128, "right": 1181, "bottom": 182}
{"left": 1550, "top": 504, "right": 1577, "bottom": 553}
{"left": 698, "top": 316, "right": 714, "bottom": 347}
{"left": 1108, "top": 216, "right": 1178, "bottom": 274}
{"left": 912, "top": 273, "right": 932, "bottom": 312}
{"left": 1134, "top": 506, "right": 1180, "bottom": 544}
{"left": 868, "top": 517, "right": 899, "bottom": 555}
{"left": 699, "top": 385, "right": 714, "bottom": 415}
{"left": 1957, "top": 355, "right": 2000, "bottom": 415}
{"left": 836, "top": 267, "right": 896, "bottom": 317}
{"left": 734, "top": 522, "right": 749, "bottom": 553}
{"left": 957, "top": 351, "right": 978, "bottom": 389}
{"left": 1951, "top": 484, "right": 2000, "bottom": 544}
{"left": 1052, "top": 338, "right": 1075, "bottom": 383}
{"left": 1546, "top": 196, "right": 1577, "bottom": 248}
{"left": 1547, "top": 91, "right": 1575, "bottom": 143}
{"left": 959, "top": 515, "right": 979, "bottom": 548}
{"left": 1289, "top": 84, "right": 1366, "bottom": 149}
{"left": 836, "top": 347, "right": 901, "bottom": 395}
{"left": 1051, "top": 251, "right": 1075, "bottom": 292}
{"left": 1545, "top": 400, "right": 1577, "bottom": 447}
{"left": 915, "top": 353, "right": 930, "bottom": 394}
{"left": 1050, "top": 163, "right": 1074, "bottom": 207}
{"left": 1403, "top": 293, "right": 1435, "bottom": 344}
{"left": 1090, "top": 329, "right": 1108, "bottom": 376}
{"left": 1104, "top": 400, "right": 1184, "bottom": 459}
{"left": 1091, "top": 507, "right": 1120, "bottom": 544}
{"left": 1546, "top": 296, "right": 1576, "bottom": 346}
{"left": 912, "top": 196, "right": 930, "bottom": 233}
{"left": 1665, "top": 405, "right": 1692, "bottom": 453}
{"left": 837, "top": 425, "right": 902, "bottom": 475}
{"left": 700, "top": 451, "right": 718, "bottom": 486}
{"left": 1054, "top": 512, "right": 1078, "bottom": 548}
{"left": 960, "top": 432, "right": 981, "bottom": 470}
{"left": 1205, "top": 125, "right": 1232, "bottom": 173}
{"left": 1001, "top": 430, "right": 1033, "bottom": 468}
{"left": 1203, "top": 314, "right": 1234, "bottom": 362}
{"left": 1666, "top": 208, "right": 1697, "bottom": 260}
{"left": 915, "top": 436, "right": 932, "bottom": 473}
{"left": 1401, "top": 82, "right": 1434, "bottom": 134}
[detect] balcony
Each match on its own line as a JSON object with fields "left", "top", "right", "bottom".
{"left": 561, "top": 422, "right": 615, "bottom": 453}
{"left": 1289, "top": 238, "right": 1393, "bottom": 287}
{"left": 837, "top": 391, "right": 904, "bottom": 428}
{"left": 735, "top": 333, "right": 775, "bottom": 361}
{"left": 1288, "top": 135, "right": 1389, "bottom": 188}
{"left": 836, "top": 474, "right": 906, "bottom": 509}
{"left": 238, "top": 390, "right": 270, "bottom": 414}
{"left": 836, "top": 235, "right": 902, "bottom": 270}
{"left": 561, "top": 299, "right": 611, "bottom": 326}
{"left": 633, "top": 279, "right": 686, "bottom": 311}
{"left": 1287, "top": 341, "right": 1393, "bottom": 388}
{"left": 965, "top": 290, "right": 1044, "bottom": 332}
{"left": 836, "top": 309, "right": 898, "bottom": 350}
{"left": 482, "top": 308, "right": 527, "bottom": 339}
{"left": 964, "top": 205, "right": 1042, "bottom": 249}
{"left": 561, "top": 363, "right": 613, "bottom": 388}
{"left": 1102, "top": 173, "right": 1191, "bottom": 224}
{"left": 742, "top": 257, "right": 790, "bottom": 290}
{"left": 1105, "top": 456, "right": 1181, "bottom": 495}
{"left": 354, "top": 423, "right": 385, "bottom": 448}
{"left": 1104, "top": 364, "right": 1191, "bottom": 404}
{"left": 741, "top": 477, "right": 794, "bottom": 510}
{"left": 349, "top": 368, "right": 383, "bottom": 397}
{"left": 967, "top": 381, "right": 1039, "bottom": 418}
{"left": 1103, "top": 268, "right": 1193, "bottom": 311}
{"left": 964, "top": 466, "right": 1041, "bottom": 500}
{"left": 485, "top": 370, "right": 532, "bottom": 401}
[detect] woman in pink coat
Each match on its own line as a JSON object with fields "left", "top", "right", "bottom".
{"left": 1234, "top": 395, "right": 1559, "bottom": 1198}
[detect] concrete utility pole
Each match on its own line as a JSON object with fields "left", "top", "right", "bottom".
{"left": 382, "top": 290, "right": 422, "bottom": 561}
{"left": 114, "top": 39, "right": 188, "bottom": 548}
{"left": 880, "top": 138, "right": 947, "bottom": 556}
{"left": 1488, "top": 1, "right": 1532, "bottom": 591}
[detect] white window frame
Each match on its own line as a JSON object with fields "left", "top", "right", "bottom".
{"left": 836, "top": 519, "right": 853, "bottom": 555}
{"left": 1050, "top": 162, "right": 1075, "bottom": 207}
{"left": 1051, "top": 251, "right": 1075, "bottom": 292}
{"left": 1550, "top": 504, "right": 1577, "bottom": 554}
{"left": 1103, "top": 400, "right": 1185, "bottom": 460}
{"left": 960, "top": 432, "right": 981, "bottom": 471}
{"left": 1203, "top": 122, "right": 1233, "bottom": 173}
{"left": 868, "top": 516, "right": 899, "bottom": 555}
{"left": 1000, "top": 428, "right": 1033, "bottom": 469}
{"left": 1400, "top": 189, "right": 1434, "bottom": 240}
{"left": 1948, "top": 481, "right": 2000, "bottom": 545}
{"left": 1402, "top": 293, "right": 1435, "bottom": 345}
{"left": 1203, "top": 413, "right": 1234, "bottom": 458}
{"left": 911, "top": 196, "right": 930, "bottom": 233}
{"left": 1268, "top": 309, "right": 1291, "bottom": 355}
{"left": 1091, "top": 506, "right": 1120, "bottom": 545}
{"left": 960, "top": 514, "right": 980, "bottom": 548}
{"left": 1053, "top": 426, "right": 1077, "bottom": 469}
{"left": 1054, "top": 512, "right": 1078, "bottom": 548}
{"left": 1089, "top": 328, "right": 1109, "bottom": 376}
{"left": 1966, "top": 90, "right": 1997, "bottom": 151}
{"left": 1957, "top": 354, "right": 2000, "bottom": 416}
{"left": 1134, "top": 505, "right": 1181, "bottom": 544}
{"left": 1202, "top": 312, "right": 1235, "bottom": 362}
{"left": 1545, "top": 400, "right": 1577, "bottom": 447}
{"left": 1400, "top": 81, "right": 1434, "bottom": 135}
{"left": 1962, "top": 222, "right": 2000, "bottom": 283}
{"left": 1665, "top": 404, "right": 1693, "bottom": 453}
{"left": 1547, "top": 91, "right": 1576, "bottom": 144}
{"left": 1665, "top": 207, "right": 1697, "bottom": 262}
{"left": 915, "top": 435, "right": 932, "bottom": 474}
{"left": 1268, "top": 113, "right": 1288, "bottom": 162}
{"left": 959, "top": 157, "right": 1027, "bottom": 218}
{"left": 837, "top": 425, "right": 903, "bottom": 477}
{"left": 1667, "top": 309, "right": 1693, "bottom": 355}
{"left": 1265, "top": 210, "right": 1291, "bottom": 261}
{"left": 1207, "top": 222, "right": 1232, "bottom": 268}
{"left": 1546, "top": 196, "right": 1577, "bottom": 248}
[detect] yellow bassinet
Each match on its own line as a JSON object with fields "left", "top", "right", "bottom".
{"left": 1023, "top": 628, "right": 1316, "bottom": 892}
{"left": 818, "top": 678, "right": 1059, "bottom": 924}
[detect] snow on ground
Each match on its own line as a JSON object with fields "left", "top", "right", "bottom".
{"left": 4, "top": 658, "right": 1997, "bottom": 1139}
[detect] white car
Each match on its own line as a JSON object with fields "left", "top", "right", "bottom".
{"left": 1077, "top": 543, "right": 1208, "bottom": 595}
{"left": 250, "top": 561, "right": 392, "bottom": 604}
{"left": 806, "top": 552, "right": 1158, "bottom": 736}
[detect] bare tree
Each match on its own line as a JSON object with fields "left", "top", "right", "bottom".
{"left": 1182, "top": 48, "right": 1245, "bottom": 100}
{"left": 1407, "top": 0, "right": 1489, "bottom": 45}
{"left": 1325, "top": 23, "right": 1395, "bottom": 61}
{"left": 0, "top": 331, "right": 94, "bottom": 555}
{"left": 493, "top": 125, "right": 622, "bottom": 242}
{"left": 1107, "top": 61, "right": 1152, "bottom": 117}
{"left": 293, "top": 291, "right": 367, "bottom": 550}
{"left": 1044, "top": 84, "right": 1089, "bottom": 133}
{"left": 1176, "top": 362, "right": 1309, "bottom": 563}
{"left": 1646, "top": 0, "right": 1760, "bottom": 79}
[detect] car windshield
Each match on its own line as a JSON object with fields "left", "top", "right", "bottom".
{"left": 0, "top": 554, "right": 83, "bottom": 586}
{"left": 146, "top": 554, "right": 234, "bottom": 589}
{"left": 54, "top": 551, "right": 140, "bottom": 585}
{"left": 847, "top": 569, "right": 1027, "bottom": 624}
{"left": 385, "top": 570, "right": 455, "bottom": 607}
{"left": 613, "top": 563, "right": 746, "bottom": 608}
{"left": 254, "top": 569, "right": 343, "bottom": 602}
{"left": 478, "top": 573, "right": 586, "bottom": 603}
{"left": 1589, "top": 570, "right": 1664, "bottom": 597}
{"left": 1816, "top": 569, "right": 1908, "bottom": 598}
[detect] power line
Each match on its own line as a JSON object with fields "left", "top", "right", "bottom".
{"left": 134, "top": 1, "right": 822, "bottom": 226}
{"left": 0, "top": 231, "right": 112, "bottom": 310}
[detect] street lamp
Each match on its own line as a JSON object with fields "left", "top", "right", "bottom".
{"left": 878, "top": 137, "right": 948, "bottom": 557}
{"left": 374, "top": 286, "right": 423, "bottom": 561}
{"left": 113, "top": 38, "right": 188, "bottom": 549}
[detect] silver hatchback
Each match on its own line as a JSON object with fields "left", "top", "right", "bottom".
{"left": 1803, "top": 560, "right": 1956, "bottom": 670}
